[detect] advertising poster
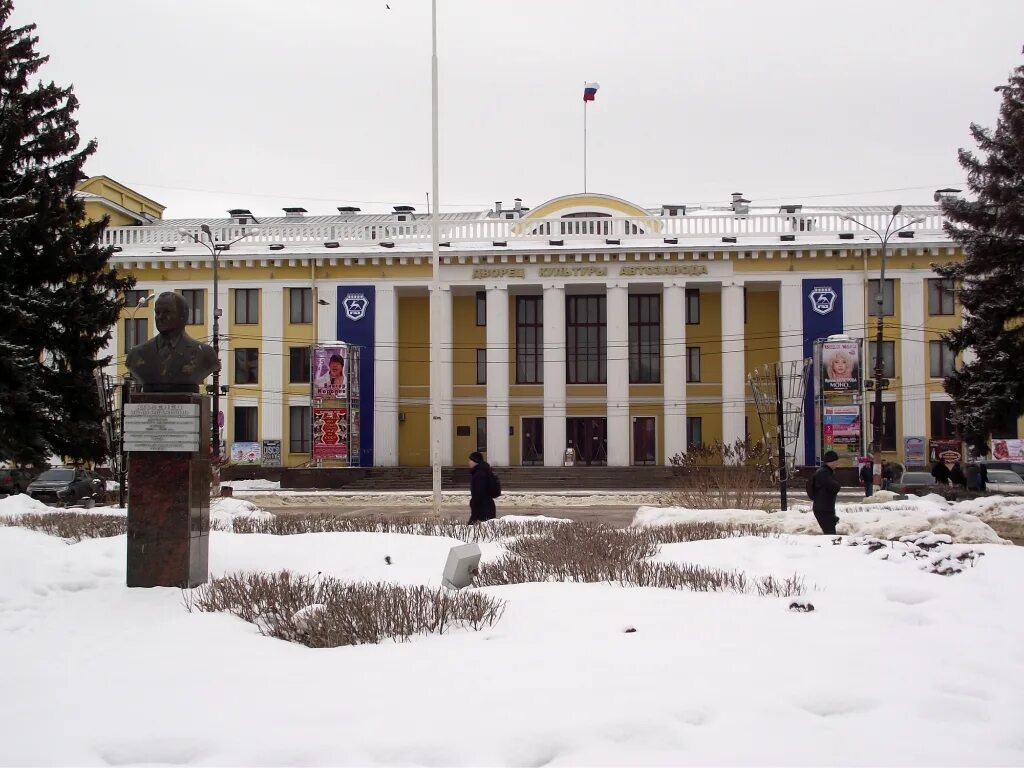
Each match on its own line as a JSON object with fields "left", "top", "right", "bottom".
{"left": 231, "top": 441, "right": 261, "bottom": 465}
{"left": 350, "top": 407, "right": 361, "bottom": 465}
{"left": 904, "top": 436, "right": 927, "bottom": 466}
{"left": 261, "top": 439, "right": 282, "bottom": 467}
{"left": 823, "top": 405, "right": 861, "bottom": 457}
{"left": 821, "top": 339, "right": 861, "bottom": 393}
{"left": 929, "top": 438, "right": 962, "bottom": 463}
{"left": 313, "top": 407, "right": 349, "bottom": 459}
{"left": 312, "top": 344, "right": 348, "bottom": 400}
{"left": 992, "top": 439, "right": 1024, "bottom": 462}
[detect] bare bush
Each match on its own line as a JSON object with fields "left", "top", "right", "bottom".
{"left": 191, "top": 570, "right": 505, "bottom": 647}
{"left": 221, "top": 513, "right": 564, "bottom": 542}
{"left": 0, "top": 513, "right": 126, "bottom": 541}
{"left": 667, "top": 439, "right": 776, "bottom": 511}
{"left": 643, "top": 521, "right": 775, "bottom": 544}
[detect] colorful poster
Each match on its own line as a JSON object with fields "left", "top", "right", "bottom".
{"left": 821, "top": 339, "right": 861, "bottom": 392}
{"left": 312, "top": 344, "right": 348, "bottom": 400}
{"left": 261, "top": 439, "right": 282, "bottom": 467}
{"left": 349, "top": 407, "right": 361, "bottom": 466}
{"left": 904, "top": 436, "right": 927, "bottom": 466}
{"left": 823, "top": 405, "right": 861, "bottom": 457}
{"left": 992, "top": 439, "right": 1024, "bottom": 462}
{"left": 231, "top": 441, "right": 261, "bottom": 465}
{"left": 929, "top": 439, "right": 962, "bottom": 463}
{"left": 313, "top": 407, "right": 349, "bottom": 459}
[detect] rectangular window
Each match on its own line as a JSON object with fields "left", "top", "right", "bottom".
{"left": 476, "top": 416, "right": 487, "bottom": 453}
{"left": 289, "top": 406, "right": 312, "bottom": 453}
{"left": 566, "top": 295, "right": 607, "bottom": 384}
{"left": 234, "top": 406, "right": 258, "bottom": 442}
{"left": 686, "top": 416, "right": 702, "bottom": 450}
{"left": 516, "top": 296, "right": 544, "bottom": 384}
{"left": 124, "top": 289, "right": 150, "bottom": 310}
{"left": 178, "top": 289, "right": 205, "bottom": 325}
{"left": 867, "top": 340, "right": 896, "bottom": 379}
{"left": 930, "top": 401, "right": 956, "bottom": 440}
{"left": 123, "top": 318, "right": 147, "bottom": 350}
{"left": 685, "top": 288, "right": 700, "bottom": 325}
{"left": 476, "top": 348, "right": 487, "bottom": 385}
{"left": 870, "top": 402, "right": 897, "bottom": 452}
{"left": 927, "top": 278, "right": 955, "bottom": 316}
{"left": 475, "top": 291, "right": 486, "bottom": 326}
{"left": 234, "top": 288, "right": 259, "bottom": 324}
{"left": 234, "top": 348, "right": 259, "bottom": 384}
{"left": 686, "top": 347, "right": 701, "bottom": 383}
{"left": 629, "top": 294, "right": 661, "bottom": 383}
{"left": 289, "top": 346, "right": 311, "bottom": 383}
{"left": 867, "top": 279, "right": 895, "bottom": 317}
{"left": 991, "top": 410, "right": 1019, "bottom": 440}
{"left": 289, "top": 287, "right": 312, "bottom": 324}
{"left": 742, "top": 285, "right": 748, "bottom": 325}
{"left": 929, "top": 340, "right": 956, "bottom": 378}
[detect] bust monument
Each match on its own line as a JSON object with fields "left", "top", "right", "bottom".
{"left": 126, "top": 291, "right": 218, "bottom": 393}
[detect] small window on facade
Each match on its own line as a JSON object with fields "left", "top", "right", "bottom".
{"left": 476, "top": 291, "right": 486, "bottom": 326}
{"left": 235, "top": 289, "right": 259, "bottom": 324}
{"left": 928, "top": 278, "right": 955, "bottom": 316}
{"left": 476, "top": 416, "right": 487, "bottom": 452}
{"left": 686, "top": 347, "right": 701, "bottom": 383}
{"left": 234, "top": 348, "right": 259, "bottom": 384}
{"left": 289, "top": 406, "right": 311, "bottom": 453}
{"left": 685, "top": 288, "right": 700, "bottom": 325}
{"left": 289, "top": 287, "right": 313, "bottom": 324}
{"left": 476, "top": 349, "right": 487, "bottom": 385}
{"left": 234, "top": 406, "right": 258, "bottom": 442}
{"left": 686, "top": 416, "right": 702, "bottom": 450}
{"left": 867, "top": 340, "right": 896, "bottom": 379}
{"left": 929, "top": 340, "right": 956, "bottom": 378}
{"left": 289, "top": 347, "right": 311, "bottom": 383}
{"left": 124, "top": 289, "right": 150, "bottom": 309}
{"left": 867, "top": 279, "right": 895, "bottom": 317}
{"left": 123, "top": 318, "right": 147, "bottom": 351}
{"left": 179, "top": 289, "right": 205, "bottom": 325}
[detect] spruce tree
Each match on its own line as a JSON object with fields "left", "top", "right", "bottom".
{"left": 0, "top": 0, "right": 133, "bottom": 466}
{"left": 934, "top": 48, "right": 1024, "bottom": 456}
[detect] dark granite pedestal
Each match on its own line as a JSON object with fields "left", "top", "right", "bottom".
{"left": 126, "top": 394, "right": 211, "bottom": 588}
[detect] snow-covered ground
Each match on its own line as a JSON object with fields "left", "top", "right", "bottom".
{"left": 1, "top": 493, "right": 1023, "bottom": 765}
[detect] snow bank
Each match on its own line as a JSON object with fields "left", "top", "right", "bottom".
{"left": 222, "top": 479, "right": 281, "bottom": 491}
{"left": 0, "top": 494, "right": 126, "bottom": 518}
{"left": 210, "top": 497, "right": 273, "bottom": 529}
{"left": 632, "top": 501, "right": 1009, "bottom": 544}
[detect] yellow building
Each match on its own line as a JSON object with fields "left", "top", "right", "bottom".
{"left": 94, "top": 191, "right": 1021, "bottom": 469}
{"left": 76, "top": 175, "right": 164, "bottom": 227}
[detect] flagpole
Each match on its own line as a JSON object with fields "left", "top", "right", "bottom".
{"left": 583, "top": 84, "right": 587, "bottom": 193}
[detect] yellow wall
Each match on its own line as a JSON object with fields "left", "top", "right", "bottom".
{"left": 78, "top": 176, "right": 165, "bottom": 222}
{"left": 398, "top": 296, "right": 430, "bottom": 465}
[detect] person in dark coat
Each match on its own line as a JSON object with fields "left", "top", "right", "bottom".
{"left": 931, "top": 460, "right": 952, "bottom": 485}
{"left": 808, "top": 450, "right": 842, "bottom": 535}
{"left": 467, "top": 451, "right": 496, "bottom": 525}
{"left": 881, "top": 460, "right": 894, "bottom": 491}
{"left": 949, "top": 461, "right": 967, "bottom": 488}
{"left": 859, "top": 460, "right": 874, "bottom": 497}
{"left": 978, "top": 462, "right": 988, "bottom": 493}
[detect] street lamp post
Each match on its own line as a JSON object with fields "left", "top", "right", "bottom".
{"left": 840, "top": 206, "right": 924, "bottom": 456}
{"left": 179, "top": 225, "right": 258, "bottom": 458}
{"left": 429, "top": 0, "right": 442, "bottom": 514}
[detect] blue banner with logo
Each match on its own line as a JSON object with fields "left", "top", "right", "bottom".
{"left": 336, "top": 286, "right": 375, "bottom": 466}
{"left": 802, "top": 279, "right": 844, "bottom": 464}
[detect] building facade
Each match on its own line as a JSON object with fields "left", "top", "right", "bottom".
{"left": 96, "top": 191, "right": 1021, "bottom": 469}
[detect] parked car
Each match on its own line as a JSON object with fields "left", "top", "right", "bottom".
{"left": 0, "top": 465, "right": 38, "bottom": 495}
{"left": 979, "top": 461, "right": 1024, "bottom": 482}
{"left": 26, "top": 467, "right": 104, "bottom": 507}
{"left": 984, "top": 469, "right": 1024, "bottom": 495}
{"left": 897, "top": 471, "right": 938, "bottom": 496}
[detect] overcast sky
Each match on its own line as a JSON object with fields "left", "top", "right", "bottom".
{"left": 11, "top": 0, "right": 1024, "bottom": 219}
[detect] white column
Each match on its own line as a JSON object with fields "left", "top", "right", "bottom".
{"left": 721, "top": 280, "right": 746, "bottom": 447}
{"left": 260, "top": 287, "right": 283, "bottom": 441}
{"left": 843, "top": 273, "right": 866, "bottom": 341}
{"left": 543, "top": 284, "right": 567, "bottom": 466}
{"left": 779, "top": 279, "right": 805, "bottom": 460}
{"left": 900, "top": 276, "right": 926, "bottom": 440}
{"left": 486, "top": 286, "right": 510, "bottom": 466}
{"left": 373, "top": 286, "right": 399, "bottom": 466}
{"left": 433, "top": 285, "right": 454, "bottom": 465}
{"left": 662, "top": 282, "right": 687, "bottom": 463}
{"left": 606, "top": 283, "right": 630, "bottom": 466}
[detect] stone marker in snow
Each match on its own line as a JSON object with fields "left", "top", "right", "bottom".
{"left": 441, "top": 543, "right": 481, "bottom": 590}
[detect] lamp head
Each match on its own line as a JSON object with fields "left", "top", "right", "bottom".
{"left": 891, "top": 204, "right": 903, "bottom": 216}
{"left": 200, "top": 224, "right": 212, "bottom": 237}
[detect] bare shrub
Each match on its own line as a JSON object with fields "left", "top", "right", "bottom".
{"left": 667, "top": 439, "right": 775, "bottom": 511}
{"left": 191, "top": 570, "right": 505, "bottom": 647}
{"left": 643, "top": 521, "right": 775, "bottom": 544}
{"left": 222, "top": 513, "right": 564, "bottom": 542}
{"left": 0, "top": 513, "right": 127, "bottom": 541}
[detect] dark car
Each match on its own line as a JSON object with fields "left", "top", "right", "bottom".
{"left": 26, "top": 467, "right": 104, "bottom": 507}
{"left": 897, "top": 471, "right": 938, "bottom": 495}
{"left": 1, "top": 465, "right": 39, "bottom": 495}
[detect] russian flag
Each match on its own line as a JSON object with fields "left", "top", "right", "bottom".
{"left": 583, "top": 82, "right": 599, "bottom": 102}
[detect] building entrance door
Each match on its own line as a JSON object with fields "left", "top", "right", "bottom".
{"left": 632, "top": 417, "right": 656, "bottom": 465}
{"left": 566, "top": 417, "right": 608, "bottom": 465}
{"left": 521, "top": 418, "right": 543, "bottom": 465}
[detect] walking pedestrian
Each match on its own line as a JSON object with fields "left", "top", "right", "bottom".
{"left": 807, "top": 450, "right": 843, "bottom": 535}
{"left": 859, "top": 459, "right": 874, "bottom": 497}
{"left": 467, "top": 451, "right": 497, "bottom": 525}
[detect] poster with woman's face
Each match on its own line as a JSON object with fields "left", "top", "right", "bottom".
{"left": 312, "top": 344, "right": 348, "bottom": 400}
{"left": 821, "top": 340, "right": 861, "bottom": 392}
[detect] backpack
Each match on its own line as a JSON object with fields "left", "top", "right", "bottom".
{"left": 488, "top": 471, "right": 502, "bottom": 499}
